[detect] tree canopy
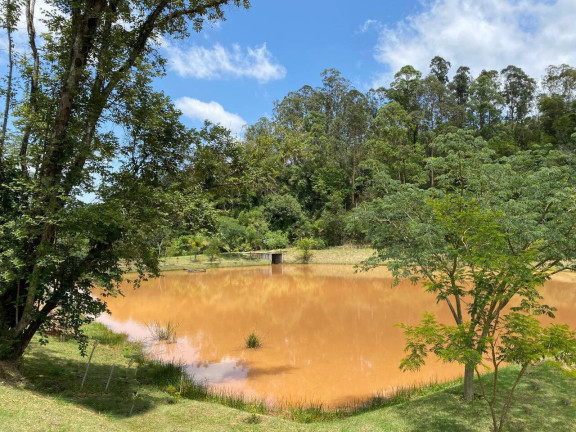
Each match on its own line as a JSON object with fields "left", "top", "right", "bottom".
{"left": 0, "top": 0, "right": 250, "bottom": 361}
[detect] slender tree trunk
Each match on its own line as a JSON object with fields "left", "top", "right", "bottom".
{"left": 0, "top": 26, "right": 13, "bottom": 152}
{"left": 464, "top": 363, "right": 475, "bottom": 401}
{"left": 20, "top": 0, "right": 40, "bottom": 179}
{"left": 0, "top": 0, "right": 15, "bottom": 159}
{"left": 351, "top": 149, "right": 357, "bottom": 206}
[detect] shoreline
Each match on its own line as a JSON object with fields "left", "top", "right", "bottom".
{"left": 9, "top": 323, "right": 574, "bottom": 430}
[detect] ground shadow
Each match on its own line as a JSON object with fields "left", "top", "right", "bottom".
{"left": 17, "top": 346, "right": 174, "bottom": 419}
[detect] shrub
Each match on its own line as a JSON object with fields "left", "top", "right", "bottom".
{"left": 264, "top": 230, "right": 289, "bottom": 249}
{"left": 295, "top": 237, "right": 319, "bottom": 263}
{"left": 205, "top": 237, "right": 221, "bottom": 262}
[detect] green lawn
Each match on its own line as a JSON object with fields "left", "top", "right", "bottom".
{"left": 158, "top": 253, "right": 271, "bottom": 271}
{"left": 282, "top": 246, "right": 376, "bottom": 265}
{"left": 1, "top": 323, "right": 574, "bottom": 432}
{"left": 158, "top": 246, "right": 377, "bottom": 271}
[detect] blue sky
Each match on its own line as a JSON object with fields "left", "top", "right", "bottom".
{"left": 4, "top": 0, "right": 574, "bottom": 135}
{"left": 155, "top": 0, "right": 576, "bottom": 135}
{"left": 152, "top": 0, "right": 576, "bottom": 135}
{"left": 157, "top": 0, "right": 423, "bottom": 132}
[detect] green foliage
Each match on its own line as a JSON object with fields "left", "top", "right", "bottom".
{"left": 0, "top": 0, "right": 251, "bottom": 361}
{"left": 264, "top": 230, "right": 290, "bottom": 249}
{"left": 245, "top": 331, "right": 262, "bottom": 349}
{"left": 217, "top": 217, "right": 247, "bottom": 251}
{"left": 2, "top": 7, "right": 576, "bottom": 370}
{"left": 295, "top": 238, "right": 320, "bottom": 263}
{"left": 316, "top": 191, "right": 348, "bottom": 246}
{"left": 264, "top": 194, "right": 305, "bottom": 234}
{"left": 359, "top": 131, "right": 576, "bottom": 407}
{"left": 204, "top": 237, "right": 222, "bottom": 262}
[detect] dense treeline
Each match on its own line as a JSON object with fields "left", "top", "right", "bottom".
{"left": 167, "top": 58, "right": 576, "bottom": 254}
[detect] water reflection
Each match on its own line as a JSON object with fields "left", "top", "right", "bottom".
{"left": 98, "top": 265, "right": 576, "bottom": 407}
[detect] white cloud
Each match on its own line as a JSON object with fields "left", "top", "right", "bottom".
{"left": 0, "top": 0, "right": 54, "bottom": 64}
{"left": 371, "top": 0, "right": 576, "bottom": 87}
{"left": 166, "top": 43, "right": 286, "bottom": 83}
{"left": 358, "top": 19, "right": 382, "bottom": 34}
{"left": 175, "top": 97, "right": 247, "bottom": 134}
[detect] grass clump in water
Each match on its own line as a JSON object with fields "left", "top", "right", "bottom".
{"left": 146, "top": 321, "right": 177, "bottom": 343}
{"left": 245, "top": 331, "right": 262, "bottom": 349}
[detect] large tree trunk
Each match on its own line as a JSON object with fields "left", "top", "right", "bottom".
{"left": 464, "top": 363, "right": 475, "bottom": 401}
{"left": 0, "top": 286, "right": 58, "bottom": 361}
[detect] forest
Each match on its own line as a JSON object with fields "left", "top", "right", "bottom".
{"left": 158, "top": 59, "right": 576, "bottom": 255}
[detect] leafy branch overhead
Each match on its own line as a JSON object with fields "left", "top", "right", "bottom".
{"left": 0, "top": 0, "right": 250, "bottom": 361}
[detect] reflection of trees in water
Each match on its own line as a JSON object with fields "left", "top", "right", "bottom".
{"left": 106, "top": 266, "right": 448, "bottom": 366}
{"left": 102, "top": 266, "right": 576, "bottom": 405}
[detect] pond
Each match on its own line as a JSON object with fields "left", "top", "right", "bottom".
{"left": 97, "top": 265, "right": 576, "bottom": 408}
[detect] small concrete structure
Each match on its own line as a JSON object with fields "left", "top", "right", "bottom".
{"left": 251, "top": 251, "right": 283, "bottom": 264}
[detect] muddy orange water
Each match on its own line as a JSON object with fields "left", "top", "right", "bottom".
{"left": 97, "top": 265, "right": 576, "bottom": 408}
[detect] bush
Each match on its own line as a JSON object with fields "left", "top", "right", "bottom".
{"left": 295, "top": 237, "right": 318, "bottom": 263}
{"left": 264, "top": 230, "right": 289, "bottom": 249}
{"left": 205, "top": 237, "right": 221, "bottom": 262}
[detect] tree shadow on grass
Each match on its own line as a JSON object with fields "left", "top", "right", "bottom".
{"left": 17, "top": 345, "right": 176, "bottom": 419}
{"left": 391, "top": 388, "right": 486, "bottom": 432}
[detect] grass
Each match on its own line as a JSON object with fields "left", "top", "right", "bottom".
{"left": 157, "top": 246, "right": 378, "bottom": 272}
{"left": 282, "top": 246, "right": 376, "bottom": 265}
{"left": 245, "top": 331, "right": 262, "bottom": 349}
{"left": 146, "top": 321, "right": 177, "bottom": 343}
{"left": 1, "top": 323, "right": 574, "bottom": 431}
{"left": 158, "top": 253, "right": 270, "bottom": 272}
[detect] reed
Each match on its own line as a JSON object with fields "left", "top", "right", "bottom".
{"left": 146, "top": 321, "right": 177, "bottom": 343}
{"left": 245, "top": 331, "right": 261, "bottom": 349}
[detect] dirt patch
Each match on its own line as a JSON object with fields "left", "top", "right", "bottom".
{"left": 0, "top": 360, "right": 24, "bottom": 384}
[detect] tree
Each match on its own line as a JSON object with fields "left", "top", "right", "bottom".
{"left": 449, "top": 66, "right": 472, "bottom": 127}
{"left": 400, "top": 311, "right": 576, "bottom": 432}
{"left": 429, "top": 56, "right": 451, "bottom": 86}
{"left": 358, "top": 130, "right": 576, "bottom": 401}
{"left": 263, "top": 193, "right": 304, "bottom": 236}
{"left": 365, "top": 101, "right": 425, "bottom": 185}
{"left": 450, "top": 66, "right": 472, "bottom": 106}
{"left": 539, "top": 65, "right": 576, "bottom": 147}
{"left": 0, "top": 0, "right": 250, "bottom": 362}
{"left": 384, "top": 65, "right": 423, "bottom": 145}
{"left": 0, "top": 0, "right": 19, "bottom": 155}
{"left": 468, "top": 70, "right": 504, "bottom": 133}
{"left": 500, "top": 65, "right": 536, "bottom": 125}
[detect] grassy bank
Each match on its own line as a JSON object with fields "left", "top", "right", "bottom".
{"left": 1, "top": 323, "right": 574, "bottom": 431}
{"left": 159, "top": 246, "right": 376, "bottom": 271}
{"left": 282, "top": 246, "right": 375, "bottom": 265}
{"left": 158, "top": 253, "right": 271, "bottom": 271}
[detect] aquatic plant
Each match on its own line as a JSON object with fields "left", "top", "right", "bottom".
{"left": 245, "top": 332, "right": 262, "bottom": 349}
{"left": 146, "top": 321, "right": 177, "bottom": 343}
